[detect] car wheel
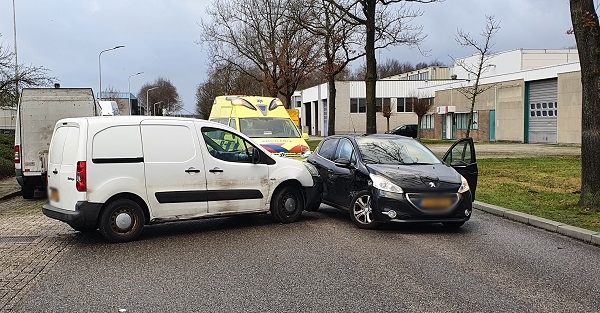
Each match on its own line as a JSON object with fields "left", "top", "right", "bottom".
{"left": 98, "top": 199, "right": 145, "bottom": 243}
{"left": 271, "top": 186, "right": 304, "bottom": 223}
{"left": 350, "top": 191, "right": 378, "bottom": 229}
{"left": 22, "top": 185, "right": 35, "bottom": 199}
{"left": 442, "top": 221, "right": 465, "bottom": 229}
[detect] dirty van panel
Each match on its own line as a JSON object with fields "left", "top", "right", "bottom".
{"left": 140, "top": 121, "right": 208, "bottom": 219}
{"left": 198, "top": 125, "right": 270, "bottom": 214}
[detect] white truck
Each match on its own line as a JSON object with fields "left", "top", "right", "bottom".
{"left": 14, "top": 87, "right": 98, "bottom": 199}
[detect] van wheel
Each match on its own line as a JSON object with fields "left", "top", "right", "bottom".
{"left": 99, "top": 199, "right": 145, "bottom": 243}
{"left": 271, "top": 186, "right": 304, "bottom": 223}
{"left": 349, "top": 191, "right": 378, "bottom": 230}
{"left": 22, "top": 185, "right": 35, "bottom": 199}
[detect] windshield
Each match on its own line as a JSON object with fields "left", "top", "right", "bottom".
{"left": 355, "top": 137, "right": 441, "bottom": 165}
{"left": 239, "top": 117, "right": 301, "bottom": 138}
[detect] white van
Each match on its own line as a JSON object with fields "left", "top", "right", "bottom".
{"left": 42, "top": 116, "right": 322, "bottom": 242}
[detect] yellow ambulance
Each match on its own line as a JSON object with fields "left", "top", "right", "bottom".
{"left": 209, "top": 96, "right": 311, "bottom": 159}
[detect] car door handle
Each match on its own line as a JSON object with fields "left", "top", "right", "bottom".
{"left": 185, "top": 168, "right": 201, "bottom": 173}
{"left": 52, "top": 170, "right": 58, "bottom": 175}
{"left": 209, "top": 167, "right": 223, "bottom": 173}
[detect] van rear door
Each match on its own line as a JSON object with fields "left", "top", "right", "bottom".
{"left": 47, "top": 122, "right": 82, "bottom": 211}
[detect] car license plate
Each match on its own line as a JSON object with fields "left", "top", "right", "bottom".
{"left": 420, "top": 197, "right": 451, "bottom": 209}
{"left": 50, "top": 189, "right": 59, "bottom": 202}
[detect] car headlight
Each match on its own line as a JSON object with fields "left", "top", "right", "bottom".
{"left": 369, "top": 174, "right": 404, "bottom": 194}
{"left": 303, "top": 162, "right": 319, "bottom": 176}
{"left": 458, "top": 175, "right": 470, "bottom": 193}
{"left": 302, "top": 149, "right": 312, "bottom": 159}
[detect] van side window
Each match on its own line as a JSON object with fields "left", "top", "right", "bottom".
{"left": 201, "top": 127, "right": 253, "bottom": 163}
{"left": 142, "top": 125, "right": 196, "bottom": 163}
{"left": 92, "top": 125, "right": 143, "bottom": 161}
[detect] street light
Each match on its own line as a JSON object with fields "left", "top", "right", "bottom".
{"left": 12, "top": 0, "right": 18, "bottom": 107}
{"left": 154, "top": 101, "right": 163, "bottom": 117}
{"left": 98, "top": 45, "right": 124, "bottom": 100}
{"left": 128, "top": 72, "right": 143, "bottom": 115}
{"left": 146, "top": 87, "right": 159, "bottom": 115}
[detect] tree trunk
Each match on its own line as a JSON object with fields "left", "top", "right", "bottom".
{"left": 327, "top": 76, "right": 336, "bottom": 136}
{"left": 417, "top": 115, "right": 422, "bottom": 140}
{"left": 364, "top": 0, "right": 377, "bottom": 134}
{"left": 570, "top": 0, "right": 600, "bottom": 208}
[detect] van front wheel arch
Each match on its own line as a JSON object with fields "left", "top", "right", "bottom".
{"left": 99, "top": 199, "right": 145, "bottom": 243}
{"left": 271, "top": 185, "right": 304, "bottom": 223}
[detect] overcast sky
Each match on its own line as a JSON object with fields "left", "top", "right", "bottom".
{"left": 0, "top": 0, "right": 576, "bottom": 114}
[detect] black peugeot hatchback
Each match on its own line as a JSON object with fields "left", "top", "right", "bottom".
{"left": 306, "top": 134, "right": 478, "bottom": 229}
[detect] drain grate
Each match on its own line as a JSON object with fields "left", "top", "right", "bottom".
{"left": 0, "top": 236, "right": 39, "bottom": 243}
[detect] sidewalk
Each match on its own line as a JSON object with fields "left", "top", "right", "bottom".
{"left": 0, "top": 177, "right": 21, "bottom": 201}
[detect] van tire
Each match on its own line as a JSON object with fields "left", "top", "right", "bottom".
{"left": 22, "top": 185, "right": 35, "bottom": 199}
{"left": 98, "top": 199, "right": 145, "bottom": 243}
{"left": 271, "top": 186, "right": 304, "bottom": 223}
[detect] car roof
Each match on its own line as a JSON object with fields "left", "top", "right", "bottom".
{"left": 324, "top": 133, "right": 416, "bottom": 141}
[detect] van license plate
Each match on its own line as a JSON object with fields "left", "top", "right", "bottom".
{"left": 421, "top": 198, "right": 451, "bottom": 209}
{"left": 50, "top": 189, "right": 59, "bottom": 202}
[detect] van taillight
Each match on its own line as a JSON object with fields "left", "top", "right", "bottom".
{"left": 76, "top": 161, "right": 86, "bottom": 192}
{"left": 14, "top": 145, "right": 20, "bottom": 163}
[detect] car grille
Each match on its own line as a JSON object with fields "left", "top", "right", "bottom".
{"left": 405, "top": 193, "right": 460, "bottom": 214}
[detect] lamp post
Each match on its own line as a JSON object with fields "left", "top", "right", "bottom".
{"left": 154, "top": 101, "right": 163, "bottom": 117}
{"left": 146, "top": 87, "right": 159, "bottom": 116}
{"left": 12, "top": 0, "right": 18, "bottom": 106}
{"left": 98, "top": 45, "right": 124, "bottom": 100}
{"left": 128, "top": 72, "right": 143, "bottom": 115}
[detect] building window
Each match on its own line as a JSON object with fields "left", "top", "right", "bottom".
{"left": 350, "top": 98, "right": 367, "bottom": 113}
{"left": 405, "top": 98, "right": 415, "bottom": 112}
{"left": 455, "top": 112, "right": 478, "bottom": 130}
{"left": 396, "top": 98, "right": 405, "bottom": 112}
{"left": 421, "top": 114, "right": 434, "bottom": 130}
{"left": 530, "top": 102, "right": 557, "bottom": 118}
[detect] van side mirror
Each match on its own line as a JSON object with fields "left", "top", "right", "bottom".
{"left": 252, "top": 149, "right": 261, "bottom": 164}
{"left": 302, "top": 133, "right": 309, "bottom": 141}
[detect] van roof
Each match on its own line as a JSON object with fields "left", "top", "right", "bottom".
{"left": 57, "top": 116, "right": 223, "bottom": 127}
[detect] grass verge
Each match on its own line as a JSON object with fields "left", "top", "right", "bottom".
{"left": 477, "top": 156, "right": 600, "bottom": 232}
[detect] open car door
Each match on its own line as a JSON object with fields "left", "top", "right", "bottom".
{"left": 442, "top": 138, "right": 478, "bottom": 201}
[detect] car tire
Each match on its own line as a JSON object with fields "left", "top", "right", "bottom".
{"left": 22, "top": 185, "right": 35, "bottom": 199}
{"left": 442, "top": 221, "right": 465, "bottom": 229}
{"left": 349, "top": 190, "right": 378, "bottom": 230}
{"left": 271, "top": 186, "right": 304, "bottom": 223}
{"left": 98, "top": 199, "right": 145, "bottom": 243}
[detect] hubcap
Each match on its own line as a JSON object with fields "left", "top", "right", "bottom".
{"left": 114, "top": 211, "right": 133, "bottom": 231}
{"left": 284, "top": 197, "right": 296, "bottom": 214}
{"left": 353, "top": 195, "right": 373, "bottom": 224}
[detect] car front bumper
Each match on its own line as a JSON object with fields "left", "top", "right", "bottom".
{"left": 42, "top": 201, "right": 103, "bottom": 230}
{"left": 371, "top": 189, "right": 472, "bottom": 223}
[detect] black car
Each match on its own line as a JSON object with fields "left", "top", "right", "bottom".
{"left": 306, "top": 134, "right": 478, "bottom": 229}
{"left": 385, "top": 124, "right": 418, "bottom": 138}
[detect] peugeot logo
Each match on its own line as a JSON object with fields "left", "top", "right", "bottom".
{"left": 279, "top": 152, "right": 286, "bottom": 157}
{"left": 428, "top": 182, "right": 437, "bottom": 188}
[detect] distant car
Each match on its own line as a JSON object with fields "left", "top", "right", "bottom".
{"left": 385, "top": 124, "right": 418, "bottom": 138}
{"left": 307, "top": 134, "right": 478, "bottom": 229}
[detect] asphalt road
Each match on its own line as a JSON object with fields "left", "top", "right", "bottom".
{"left": 13, "top": 203, "right": 600, "bottom": 313}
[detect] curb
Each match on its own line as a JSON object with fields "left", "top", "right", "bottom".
{"left": 473, "top": 201, "right": 600, "bottom": 246}
{"left": 0, "top": 190, "right": 21, "bottom": 201}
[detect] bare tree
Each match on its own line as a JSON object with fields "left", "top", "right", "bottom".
{"left": 569, "top": 0, "right": 600, "bottom": 209}
{"left": 325, "top": 0, "right": 440, "bottom": 134}
{"left": 454, "top": 15, "right": 500, "bottom": 138}
{"left": 200, "top": 0, "right": 322, "bottom": 108}
{"left": 138, "top": 77, "right": 181, "bottom": 116}
{"left": 294, "top": 0, "right": 363, "bottom": 135}
{"left": 0, "top": 34, "right": 57, "bottom": 108}
{"left": 412, "top": 97, "right": 433, "bottom": 140}
{"left": 195, "top": 64, "right": 264, "bottom": 119}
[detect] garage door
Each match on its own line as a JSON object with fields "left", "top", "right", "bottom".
{"left": 528, "top": 79, "right": 557, "bottom": 144}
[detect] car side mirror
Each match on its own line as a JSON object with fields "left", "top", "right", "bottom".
{"left": 302, "top": 133, "right": 310, "bottom": 140}
{"left": 334, "top": 158, "right": 353, "bottom": 169}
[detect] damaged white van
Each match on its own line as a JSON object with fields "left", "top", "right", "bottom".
{"left": 42, "top": 116, "right": 321, "bottom": 242}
